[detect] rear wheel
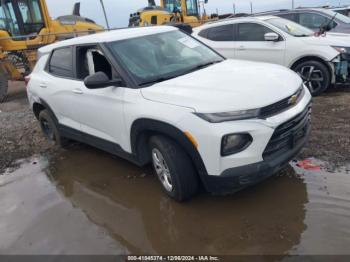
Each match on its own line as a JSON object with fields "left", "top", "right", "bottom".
{"left": 39, "top": 110, "right": 69, "bottom": 147}
{"left": 149, "top": 136, "right": 199, "bottom": 201}
{"left": 0, "top": 71, "right": 8, "bottom": 102}
{"left": 293, "top": 60, "right": 330, "bottom": 96}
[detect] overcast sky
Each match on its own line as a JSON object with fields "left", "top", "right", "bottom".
{"left": 46, "top": 0, "right": 350, "bottom": 28}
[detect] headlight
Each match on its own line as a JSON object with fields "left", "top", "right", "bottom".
{"left": 194, "top": 109, "right": 260, "bottom": 123}
{"left": 221, "top": 133, "right": 253, "bottom": 156}
{"left": 332, "top": 46, "right": 350, "bottom": 54}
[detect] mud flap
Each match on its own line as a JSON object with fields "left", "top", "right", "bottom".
{"left": 335, "top": 60, "right": 349, "bottom": 82}
{"left": 0, "top": 70, "right": 9, "bottom": 102}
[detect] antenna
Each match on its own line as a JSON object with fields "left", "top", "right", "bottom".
{"left": 233, "top": 3, "right": 236, "bottom": 14}
{"left": 250, "top": 2, "right": 253, "bottom": 14}
{"left": 100, "top": 0, "right": 110, "bottom": 30}
{"left": 292, "top": 0, "right": 295, "bottom": 9}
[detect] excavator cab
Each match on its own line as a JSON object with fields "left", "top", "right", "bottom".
{"left": 0, "top": 0, "right": 45, "bottom": 39}
{"left": 129, "top": 0, "right": 211, "bottom": 29}
{"left": 0, "top": 0, "right": 103, "bottom": 102}
{"left": 162, "top": 0, "right": 199, "bottom": 18}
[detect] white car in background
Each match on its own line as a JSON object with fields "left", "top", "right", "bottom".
{"left": 193, "top": 16, "right": 350, "bottom": 96}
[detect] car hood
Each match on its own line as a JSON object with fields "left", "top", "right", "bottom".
{"left": 301, "top": 34, "right": 350, "bottom": 47}
{"left": 141, "top": 60, "right": 302, "bottom": 113}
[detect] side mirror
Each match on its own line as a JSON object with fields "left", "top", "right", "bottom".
{"left": 84, "top": 72, "right": 123, "bottom": 89}
{"left": 264, "top": 32, "right": 280, "bottom": 42}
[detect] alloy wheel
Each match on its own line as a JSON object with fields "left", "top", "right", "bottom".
{"left": 152, "top": 148, "right": 173, "bottom": 192}
{"left": 297, "top": 65, "right": 325, "bottom": 95}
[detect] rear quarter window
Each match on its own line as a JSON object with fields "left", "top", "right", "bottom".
{"left": 47, "top": 47, "right": 74, "bottom": 78}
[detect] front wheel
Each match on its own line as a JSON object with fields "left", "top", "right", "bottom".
{"left": 149, "top": 136, "right": 199, "bottom": 202}
{"left": 293, "top": 60, "right": 331, "bottom": 96}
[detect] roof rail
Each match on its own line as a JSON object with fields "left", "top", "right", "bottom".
{"left": 253, "top": 9, "right": 291, "bottom": 15}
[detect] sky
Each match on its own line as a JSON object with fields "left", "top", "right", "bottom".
{"left": 46, "top": 0, "right": 350, "bottom": 28}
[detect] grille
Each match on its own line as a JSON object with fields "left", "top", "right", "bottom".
{"left": 260, "top": 87, "right": 304, "bottom": 119}
{"left": 263, "top": 105, "right": 311, "bottom": 159}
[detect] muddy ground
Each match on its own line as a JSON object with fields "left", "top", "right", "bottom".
{"left": 1, "top": 82, "right": 350, "bottom": 257}
{"left": 1, "top": 82, "right": 349, "bottom": 172}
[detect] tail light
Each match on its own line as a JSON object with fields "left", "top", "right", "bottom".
{"left": 24, "top": 75, "right": 31, "bottom": 87}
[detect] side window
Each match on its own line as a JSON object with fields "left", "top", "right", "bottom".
{"left": 76, "top": 45, "right": 121, "bottom": 83}
{"left": 206, "top": 24, "right": 234, "bottom": 41}
{"left": 48, "top": 47, "right": 74, "bottom": 78}
{"left": 237, "top": 23, "right": 274, "bottom": 41}
{"left": 278, "top": 13, "right": 297, "bottom": 22}
{"left": 299, "top": 13, "right": 336, "bottom": 30}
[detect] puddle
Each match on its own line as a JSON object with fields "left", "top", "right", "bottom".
{"left": 1, "top": 147, "right": 350, "bottom": 256}
{"left": 0, "top": 156, "right": 127, "bottom": 255}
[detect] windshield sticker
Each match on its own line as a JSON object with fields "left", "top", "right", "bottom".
{"left": 178, "top": 37, "right": 200, "bottom": 48}
{"left": 286, "top": 24, "right": 295, "bottom": 32}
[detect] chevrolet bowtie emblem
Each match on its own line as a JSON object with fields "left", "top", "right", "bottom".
{"left": 288, "top": 95, "right": 298, "bottom": 105}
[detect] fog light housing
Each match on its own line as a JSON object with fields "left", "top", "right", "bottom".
{"left": 221, "top": 133, "right": 253, "bottom": 156}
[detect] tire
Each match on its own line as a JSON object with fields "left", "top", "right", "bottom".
{"left": 0, "top": 71, "right": 8, "bottom": 103}
{"left": 293, "top": 60, "right": 331, "bottom": 96}
{"left": 149, "top": 136, "right": 199, "bottom": 201}
{"left": 39, "top": 110, "right": 69, "bottom": 147}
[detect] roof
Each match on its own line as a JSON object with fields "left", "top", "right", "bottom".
{"left": 192, "top": 16, "right": 277, "bottom": 31}
{"left": 39, "top": 26, "right": 177, "bottom": 54}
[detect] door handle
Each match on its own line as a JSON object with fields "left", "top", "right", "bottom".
{"left": 39, "top": 83, "right": 47, "bottom": 88}
{"left": 237, "top": 46, "right": 246, "bottom": 51}
{"left": 72, "top": 88, "right": 83, "bottom": 94}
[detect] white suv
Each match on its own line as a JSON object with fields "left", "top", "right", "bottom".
{"left": 193, "top": 16, "right": 350, "bottom": 96}
{"left": 27, "top": 26, "right": 312, "bottom": 201}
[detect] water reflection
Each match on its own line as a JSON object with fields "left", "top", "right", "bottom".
{"left": 47, "top": 146, "right": 308, "bottom": 255}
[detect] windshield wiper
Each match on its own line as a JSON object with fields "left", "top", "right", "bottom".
{"left": 139, "top": 60, "right": 223, "bottom": 87}
{"left": 186, "top": 60, "right": 223, "bottom": 74}
{"left": 319, "top": 12, "right": 337, "bottom": 35}
{"left": 139, "top": 75, "right": 177, "bottom": 86}
{"left": 295, "top": 34, "right": 312, "bottom": 37}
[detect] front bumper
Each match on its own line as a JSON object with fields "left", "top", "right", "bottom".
{"left": 201, "top": 122, "right": 310, "bottom": 195}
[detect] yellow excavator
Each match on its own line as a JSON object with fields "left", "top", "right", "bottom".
{"left": 129, "top": 0, "right": 215, "bottom": 31}
{"left": 0, "top": 0, "right": 103, "bottom": 101}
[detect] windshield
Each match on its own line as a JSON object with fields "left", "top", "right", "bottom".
{"left": 321, "top": 9, "right": 350, "bottom": 24}
{"left": 108, "top": 30, "right": 223, "bottom": 86}
{"left": 267, "top": 17, "right": 314, "bottom": 37}
{"left": 0, "top": 0, "right": 44, "bottom": 37}
{"left": 0, "top": 0, "right": 20, "bottom": 36}
{"left": 163, "top": 0, "right": 182, "bottom": 13}
{"left": 18, "top": 0, "right": 45, "bottom": 35}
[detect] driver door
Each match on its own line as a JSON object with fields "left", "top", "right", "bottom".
{"left": 72, "top": 45, "right": 126, "bottom": 147}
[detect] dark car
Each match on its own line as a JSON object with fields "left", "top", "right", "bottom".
{"left": 255, "top": 8, "right": 350, "bottom": 34}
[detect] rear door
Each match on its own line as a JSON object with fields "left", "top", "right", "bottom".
{"left": 42, "top": 46, "right": 83, "bottom": 132}
{"left": 196, "top": 24, "right": 235, "bottom": 58}
{"left": 233, "top": 22, "right": 286, "bottom": 65}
